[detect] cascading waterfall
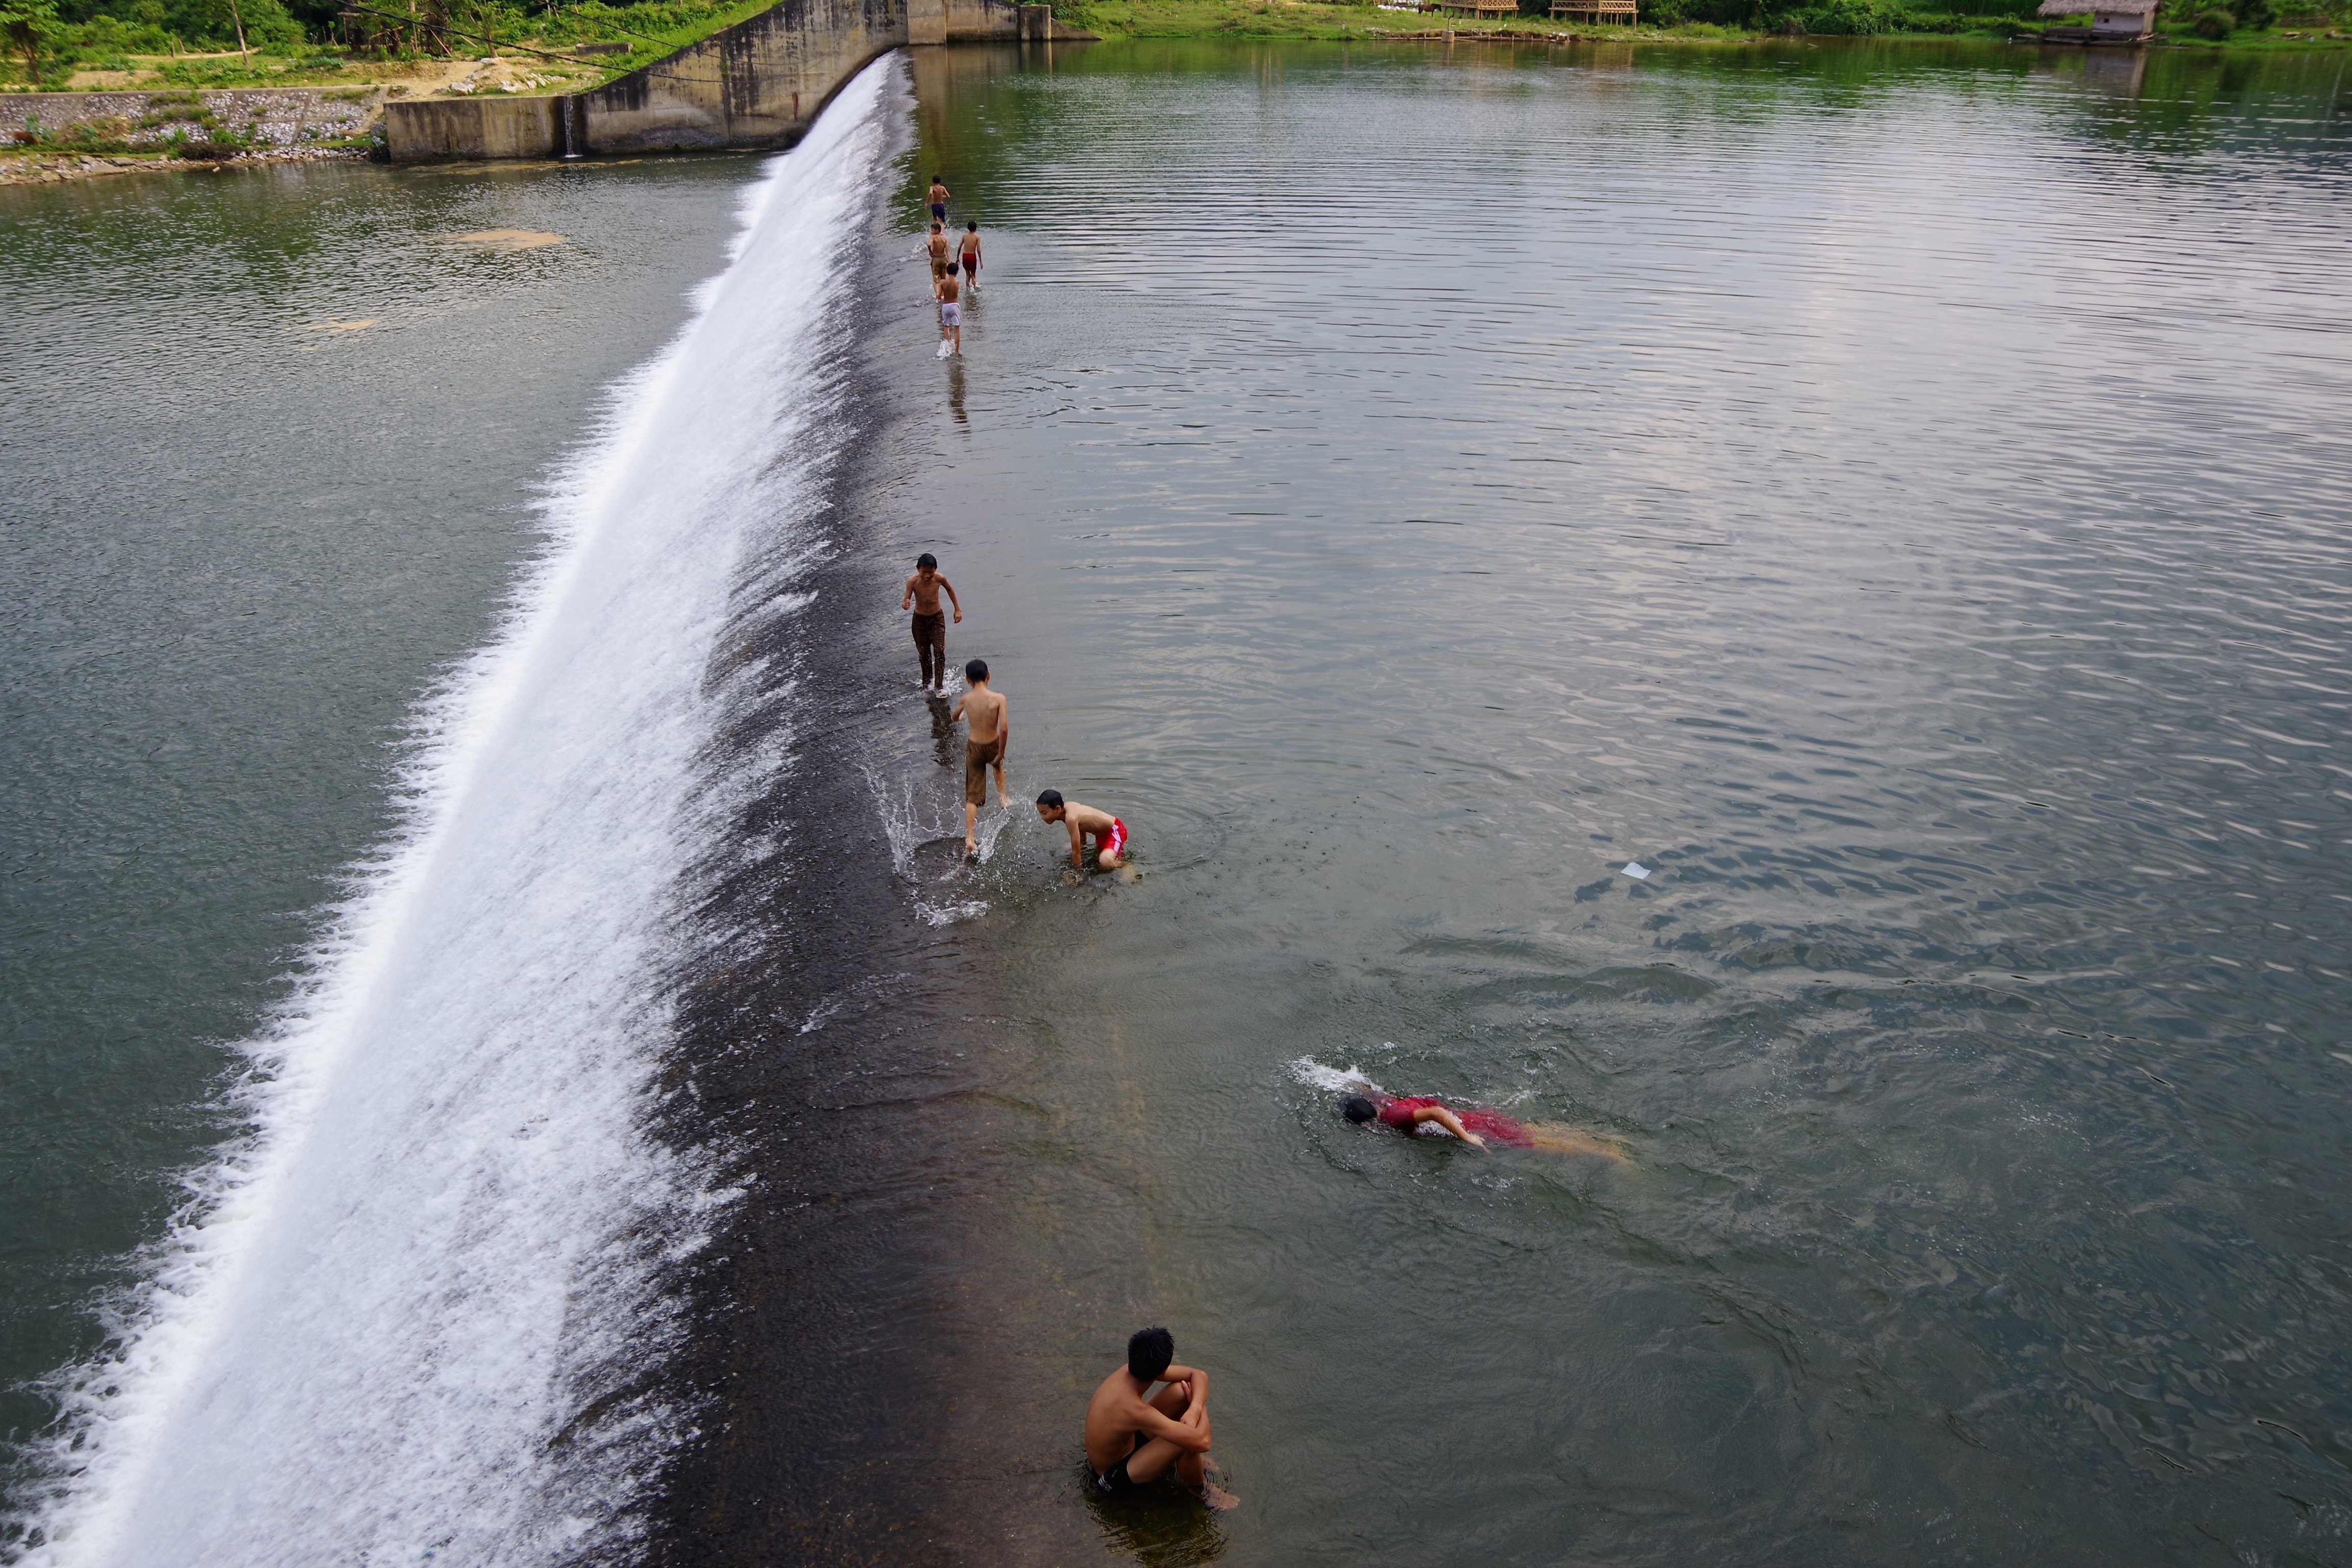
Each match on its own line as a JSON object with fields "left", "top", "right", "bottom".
{"left": 10, "top": 57, "right": 903, "bottom": 1568}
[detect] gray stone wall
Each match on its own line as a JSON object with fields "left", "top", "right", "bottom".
{"left": 577, "top": 0, "right": 909, "bottom": 154}
{"left": 381, "top": 0, "right": 1091, "bottom": 161}
{"left": 382, "top": 95, "right": 561, "bottom": 159}
{"left": 0, "top": 88, "right": 381, "bottom": 146}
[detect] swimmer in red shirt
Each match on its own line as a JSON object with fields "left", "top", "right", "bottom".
{"left": 1341, "top": 1090, "right": 1628, "bottom": 1161}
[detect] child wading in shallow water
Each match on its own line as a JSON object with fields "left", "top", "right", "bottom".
{"left": 951, "top": 659, "right": 1008, "bottom": 856}
{"left": 900, "top": 553, "right": 961, "bottom": 692}
{"left": 935, "top": 265, "right": 963, "bottom": 358}
{"left": 1036, "top": 790, "right": 1126, "bottom": 870}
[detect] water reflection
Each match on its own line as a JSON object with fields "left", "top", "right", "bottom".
{"left": 926, "top": 689, "right": 957, "bottom": 768}
{"left": 2073, "top": 45, "right": 2151, "bottom": 94}
{"left": 1075, "top": 1462, "right": 1226, "bottom": 1568}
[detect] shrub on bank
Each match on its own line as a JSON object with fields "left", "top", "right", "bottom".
{"left": 5, "top": 0, "right": 765, "bottom": 89}
{"left": 1791, "top": 0, "right": 1906, "bottom": 32}
{"left": 170, "top": 129, "right": 244, "bottom": 154}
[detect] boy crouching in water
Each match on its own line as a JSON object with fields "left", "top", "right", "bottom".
{"left": 1084, "top": 1328, "right": 1238, "bottom": 1509}
{"left": 1036, "top": 790, "right": 1126, "bottom": 870}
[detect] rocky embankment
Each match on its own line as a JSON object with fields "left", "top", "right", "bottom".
{"left": 0, "top": 88, "right": 383, "bottom": 185}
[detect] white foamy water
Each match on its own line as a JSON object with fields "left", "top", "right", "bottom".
{"left": 1288, "top": 1058, "right": 1385, "bottom": 1097}
{"left": 863, "top": 755, "right": 1019, "bottom": 925}
{"left": 11, "top": 60, "right": 902, "bottom": 1568}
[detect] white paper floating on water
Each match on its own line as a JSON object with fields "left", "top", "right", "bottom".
{"left": 1622, "top": 862, "right": 1651, "bottom": 879}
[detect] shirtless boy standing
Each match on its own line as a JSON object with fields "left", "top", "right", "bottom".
{"left": 935, "top": 265, "right": 963, "bottom": 358}
{"left": 1036, "top": 790, "right": 1127, "bottom": 870}
{"left": 900, "top": 552, "right": 961, "bottom": 692}
{"left": 927, "top": 174, "right": 950, "bottom": 224}
{"left": 1084, "top": 1328, "right": 1237, "bottom": 1508}
{"left": 958, "top": 220, "right": 982, "bottom": 284}
{"left": 927, "top": 220, "right": 952, "bottom": 283}
{"left": 950, "top": 658, "right": 1007, "bottom": 856}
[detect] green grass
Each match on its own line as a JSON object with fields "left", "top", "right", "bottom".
{"left": 10, "top": 0, "right": 2339, "bottom": 97}
{"left": 9, "top": 0, "right": 792, "bottom": 94}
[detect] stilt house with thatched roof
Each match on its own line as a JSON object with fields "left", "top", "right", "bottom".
{"left": 2035, "top": 0, "right": 2159, "bottom": 40}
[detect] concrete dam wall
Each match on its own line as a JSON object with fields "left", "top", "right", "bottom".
{"left": 384, "top": 0, "right": 1090, "bottom": 161}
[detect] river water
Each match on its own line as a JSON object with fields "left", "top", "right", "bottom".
{"left": 6, "top": 34, "right": 2351, "bottom": 1568}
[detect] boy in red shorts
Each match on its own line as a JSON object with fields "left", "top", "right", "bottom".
{"left": 1036, "top": 790, "right": 1126, "bottom": 870}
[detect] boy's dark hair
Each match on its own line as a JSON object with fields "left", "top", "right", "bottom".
{"left": 1037, "top": 789, "right": 1064, "bottom": 810}
{"left": 1128, "top": 1327, "right": 1174, "bottom": 1384}
{"left": 965, "top": 658, "right": 988, "bottom": 682}
{"left": 916, "top": 552, "right": 937, "bottom": 570}
{"left": 967, "top": 220, "right": 978, "bottom": 231}
{"left": 1341, "top": 1096, "right": 1377, "bottom": 1124}
{"left": 932, "top": 172, "right": 943, "bottom": 181}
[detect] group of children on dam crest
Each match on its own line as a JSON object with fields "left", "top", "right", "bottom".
{"left": 905, "top": 179, "right": 1122, "bottom": 869}
{"left": 901, "top": 555, "right": 1129, "bottom": 867}
{"left": 900, "top": 171, "right": 1622, "bottom": 1523}
{"left": 926, "top": 174, "right": 981, "bottom": 358}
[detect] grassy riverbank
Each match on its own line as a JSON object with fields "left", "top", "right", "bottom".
{"left": 1, "top": 0, "right": 776, "bottom": 95}
{"left": 1, "top": 0, "right": 2338, "bottom": 105}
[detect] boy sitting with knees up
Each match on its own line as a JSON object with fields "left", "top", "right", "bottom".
{"left": 1083, "top": 1327, "right": 1237, "bottom": 1509}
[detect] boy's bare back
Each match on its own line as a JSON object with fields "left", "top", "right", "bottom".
{"left": 952, "top": 684, "right": 1006, "bottom": 743}
{"left": 1061, "top": 798, "right": 1115, "bottom": 837}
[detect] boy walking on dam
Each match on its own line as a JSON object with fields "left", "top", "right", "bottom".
{"left": 901, "top": 553, "right": 961, "bottom": 693}
{"left": 951, "top": 659, "right": 1009, "bottom": 857}
{"left": 935, "top": 265, "right": 964, "bottom": 358}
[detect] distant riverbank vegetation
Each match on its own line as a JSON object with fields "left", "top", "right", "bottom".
{"left": 0, "top": 0, "right": 772, "bottom": 91}
{"left": 1047, "top": 0, "right": 2348, "bottom": 43}
{"left": 1, "top": 0, "right": 2338, "bottom": 97}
